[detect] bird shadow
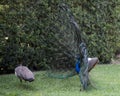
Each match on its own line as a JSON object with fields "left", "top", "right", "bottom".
{"left": 15, "top": 82, "right": 38, "bottom": 91}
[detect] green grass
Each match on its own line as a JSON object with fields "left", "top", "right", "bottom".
{"left": 0, "top": 64, "right": 120, "bottom": 96}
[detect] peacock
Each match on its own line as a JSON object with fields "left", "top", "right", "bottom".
{"left": 75, "top": 57, "right": 99, "bottom": 74}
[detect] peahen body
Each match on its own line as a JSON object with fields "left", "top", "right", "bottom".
{"left": 15, "top": 65, "right": 35, "bottom": 82}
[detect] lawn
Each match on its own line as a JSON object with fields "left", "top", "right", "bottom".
{"left": 0, "top": 64, "right": 120, "bottom": 96}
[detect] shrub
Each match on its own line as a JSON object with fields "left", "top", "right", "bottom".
{"left": 0, "top": 0, "right": 119, "bottom": 74}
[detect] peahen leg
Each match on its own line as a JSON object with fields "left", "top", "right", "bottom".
{"left": 19, "top": 78, "right": 22, "bottom": 83}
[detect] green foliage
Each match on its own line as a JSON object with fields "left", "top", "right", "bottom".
{"left": 0, "top": 0, "right": 119, "bottom": 73}
{"left": 114, "top": 1, "right": 120, "bottom": 55}
{"left": 0, "top": 0, "right": 51, "bottom": 73}
{"left": 69, "top": 0, "right": 119, "bottom": 63}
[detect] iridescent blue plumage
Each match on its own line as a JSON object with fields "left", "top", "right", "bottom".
{"left": 75, "top": 55, "right": 80, "bottom": 73}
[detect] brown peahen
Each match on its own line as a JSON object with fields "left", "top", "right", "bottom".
{"left": 15, "top": 65, "right": 35, "bottom": 82}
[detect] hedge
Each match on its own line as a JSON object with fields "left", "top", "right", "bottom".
{"left": 0, "top": 0, "right": 119, "bottom": 74}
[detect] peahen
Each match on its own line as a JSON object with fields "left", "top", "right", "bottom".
{"left": 15, "top": 65, "right": 35, "bottom": 82}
